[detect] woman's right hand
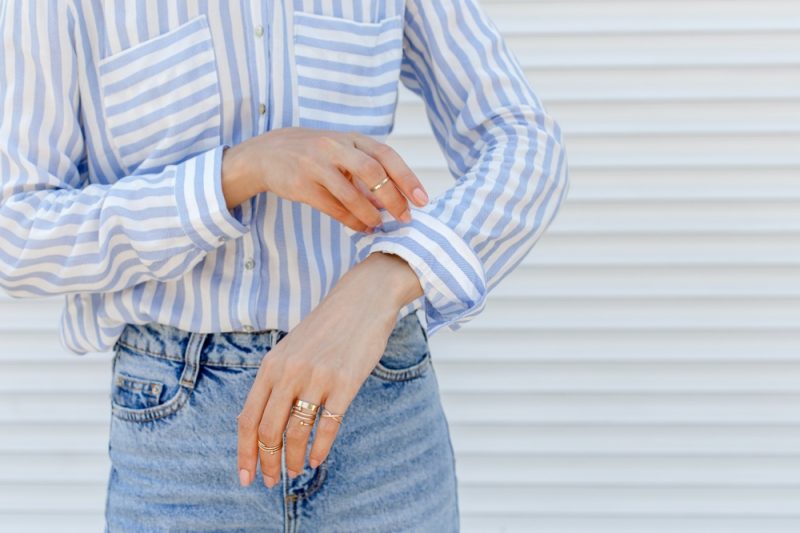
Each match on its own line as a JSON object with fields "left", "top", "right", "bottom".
{"left": 221, "top": 127, "right": 430, "bottom": 233}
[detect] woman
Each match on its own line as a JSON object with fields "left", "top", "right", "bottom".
{"left": 0, "top": 0, "right": 568, "bottom": 531}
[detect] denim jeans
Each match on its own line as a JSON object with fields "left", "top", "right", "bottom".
{"left": 104, "top": 311, "right": 460, "bottom": 532}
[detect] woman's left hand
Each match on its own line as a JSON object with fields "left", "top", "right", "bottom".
{"left": 236, "top": 252, "right": 423, "bottom": 489}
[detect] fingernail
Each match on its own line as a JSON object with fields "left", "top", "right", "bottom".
{"left": 412, "top": 187, "right": 428, "bottom": 205}
{"left": 309, "top": 459, "right": 320, "bottom": 469}
{"left": 288, "top": 469, "right": 298, "bottom": 478}
{"left": 239, "top": 469, "right": 250, "bottom": 487}
{"left": 265, "top": 475, "right": 276, "bottom": 488}
{"left": 399, "top": 210, "right": 411, "bottom": 223}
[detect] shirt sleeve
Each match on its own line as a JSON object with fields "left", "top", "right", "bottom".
{"left": 350, "top": 0, "right": 570, "bottom": 337}
{"left": 0, "top": 1, "right": 250, "bottom": 298}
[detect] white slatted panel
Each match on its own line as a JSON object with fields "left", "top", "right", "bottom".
{"left": 1, "top": 1, "right": 799, "bottom": 531}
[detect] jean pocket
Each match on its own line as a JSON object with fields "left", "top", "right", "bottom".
{"left": 110, "top": 341, "right": 192, "bottom": 423}
{"left": 370, "top": 313, "right": 432, "bottom": 382}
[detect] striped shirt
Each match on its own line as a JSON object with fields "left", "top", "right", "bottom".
{"left": 0, "top": 0, "right": 568, "bottom": 355}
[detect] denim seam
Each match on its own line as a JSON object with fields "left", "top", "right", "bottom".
{"left": 369, "top": 351, "right": 432, "bottom": 382}
{"left": 115, "top": 339, "right": 184, "bottom": 362}
{"left": 116, "top": 339, "right": 274, "bottom": 369}
{"left": 111, "top": 331, "right": 206, "bottom": 423}
{"left": 292, "top": 455, "right": 329, "bottom": 502}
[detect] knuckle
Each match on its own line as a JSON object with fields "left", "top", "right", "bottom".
{"left": 327, "top": 202, "right": 347, "bottom": 219}
{"left": 374, "top": 142, "right": 395, "bottom": 159}
{"left": 259, "top": 356, "right": 277, "bottom": 375}
{"left": 349, "top": 220, "right": 369, "bottom": 232}
{"left": 360, "top": 159, "right": 384, "bottom": 179}
{"left": 337, "top": 186, "right": 360, "bottom": 206}
{"left": 308, "top": 365, "right": 336, "bottom": 386}
{"left": 390, "top": 197, "right": 408, "bottom": 214}
{"left": 257, "top": 424, "right": 276, "bottom": 443}
{"left": 309, "top": 452, "right": 327, "bottom": 466}
{"left": 314, "top": 135, "right": 338, "bottom": 151}
{"left": 285, "top": 357, "right": 314, "bottom": 376}
{"left": 333, "top": 368, "right": 358, "bottom": 390}
{"left": 237, "top": 410, "right": 259, "bottom": 431}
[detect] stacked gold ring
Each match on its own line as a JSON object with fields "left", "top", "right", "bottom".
{"left": 291, "top": 399, "right": 319, "bottom": 426}
{"left": 258, "top": 440, "right": 282, "bottom": 455}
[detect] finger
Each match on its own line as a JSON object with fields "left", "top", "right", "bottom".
{"left": 236, "top": 357, "right": 276, "bottom": 487}
{"left": 308, "top": 182, "right": 374, "bottom": 233}
{"left": 284, "top": 391, "right": 323, "bottom": 478}
{"left": 257, "top": 386, "right": 295, "bottom": 488}
{"left": 308, "top": 390, "right": 350, "bottom": 470}
{"left": 352, "top": 134, "right": 429, "bottom": 208}
{"left": 336, "top": 146, "right": 410, "bottom": 224}
{"left": 344, "top": 169, "right": 383, "bottom": 210}
{"left": 317, "top": 165, "right": 384, "bottom": 229}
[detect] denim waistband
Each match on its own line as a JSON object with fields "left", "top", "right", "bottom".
{"left": 113, "top": 311, "right": 423, "bottom": 369}
{"left": 114, "top": 321, "right": 290, "bottom": 368}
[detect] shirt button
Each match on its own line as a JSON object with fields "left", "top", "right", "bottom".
{"left": 258, "top": 103, "right": 266, "bottom": 115}
{"left": 244, "top": 257, "right": 256, "bottom": 270}
{"left": 254, "top": 24, "right": 264, "bottom": 37}
{"left": 242, "top": 325, "right": 255, "bottom": 333}
{"left": 217, "top": 235, "right": 226, "bottom": 243}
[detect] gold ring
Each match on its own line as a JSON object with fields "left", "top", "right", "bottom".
{"left": 258, "top": 440, "right": 282, "bottom": 455}
{"left": 291, "top": 405, "right": 318, "bottom": 426}
{"left": 369, "top": 176, "right": 390, "bottom": 192}
{"left": 294, "top": 399, "right": 319, "bottom": 412}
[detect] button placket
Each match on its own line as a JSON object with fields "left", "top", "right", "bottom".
{"left": 252, "top": 10, "right": 269, "bottom": 129}
{"left": 246, "top": 2, "right": 271, "bottom": 334}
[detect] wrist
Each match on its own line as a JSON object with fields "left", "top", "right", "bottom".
{"left": 355, "top": 252, "right": 425, "bottom": 311}
{"left": 221, "top": 144, "right": 265, "bottom": 211}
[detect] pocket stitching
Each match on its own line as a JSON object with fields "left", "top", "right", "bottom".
{"left": 111, "top": 387, "right": 191, "bottom": 423}
{"left": 114, "top": 371, "right": 163, "bottom": 399}
{"left": 293, "top": 11, "right": 403, "bottom": 31}
{"left": 292, "top": 11, "right": 403, "bottom": 136}
{"left": 96, "top": 14, "right": 222, "bottom": 174}
{"left": 370, "top": 350, "right": 432, "bottom": 382}
{"left": 110, "top": 345, "right": 192, "bottom": 423}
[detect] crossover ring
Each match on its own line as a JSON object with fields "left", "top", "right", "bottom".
{"left": 320, "top": 406, "right": 344, "bottom": 424}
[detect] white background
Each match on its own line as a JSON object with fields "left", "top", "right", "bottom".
{"left": 2, "top": 0, "right": 800, "bottom": 531}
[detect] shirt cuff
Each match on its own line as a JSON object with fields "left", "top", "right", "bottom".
{"left": 174, "top": 145, "right": 251, "bottom": 251}
{"left": 351, "top": 208, "right": 487, "bottom": 337}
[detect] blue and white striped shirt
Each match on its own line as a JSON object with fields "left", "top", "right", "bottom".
{"left": 0, "top": 0, "right": 568, "bottom": 355}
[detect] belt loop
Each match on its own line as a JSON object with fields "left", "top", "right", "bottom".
{"left": 270, "top": 329, "right": 278, "bottom": 347}
{"left": 179, "top": 331, "right": 207, "bottom": 389}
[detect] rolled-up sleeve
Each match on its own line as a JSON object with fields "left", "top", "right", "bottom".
{"left": 0, "top": 1, "right": 250, "bottom": 298}
{"left": 351, "top": 0, "right": 569, "bottom": 336}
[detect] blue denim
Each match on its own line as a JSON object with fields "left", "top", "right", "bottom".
{"left": 104, "top": 311, "right": 460, "bottom": 532}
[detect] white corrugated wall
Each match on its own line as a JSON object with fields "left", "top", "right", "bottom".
{"left": 1, "top": 1, "right": 799, "bottom": 531}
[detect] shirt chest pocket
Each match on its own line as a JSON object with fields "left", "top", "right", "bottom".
{"left": 97, "top": 15, "right": 222, "bottom": 175}
{"left": 292, "top": 11, "right": 404, "bottom": 140}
